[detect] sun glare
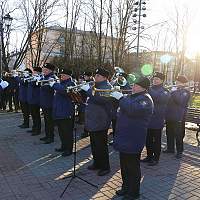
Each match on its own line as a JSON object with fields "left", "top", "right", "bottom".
{"left": 186, "top": 31, "right": 200, "bottom": 58}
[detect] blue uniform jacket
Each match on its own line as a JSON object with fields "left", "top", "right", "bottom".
{"left": 52, "top": 79, "right": 75, "bottom": 120}
{"left": 40, "top": 73, "right": 56, "bottom": 109}
{"left": 27, "top": 81, "right": 40, "bottom": 105}
{"left": 15, "top": 76, "right": 28, "bottom": 103}
{"left": 148, "top": 85, "right": 170, "bottom": 129}
{"left": 166, "top": 87, "right": 190, "bottom": 121}
{"left": 114, "top": 92, "right": 154, "bottom": 154}
{"left": 84, "top": 80, "right": 113, "bottom": 132}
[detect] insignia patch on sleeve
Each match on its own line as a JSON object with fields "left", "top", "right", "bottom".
{"left": 139, "top": 100, "right": 148, "bottom": 106}
{"left": 183, "top": 92, "right": 188, "bottom": 96}
{"left": 164, "top": 91, "right": 168, "bottom": 95}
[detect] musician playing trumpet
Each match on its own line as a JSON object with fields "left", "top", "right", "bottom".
{"left": 49, "top": 68, "right": 76, "bottom": 157}
{"left": 13, "top": 68, "right": 32, "bottom": 128}
{"left": 81, "top": 68, "right": 112, "bottom": 176}
{"left": 27, "top": 67, "right": 43, "bottom": 135}
{"left": 111, "top": 76, "right": 154, "bottom": 200}
{"left": 109, "top": 72, "right": 132, "bottom": 145}
{"left": 39, "top": 63, "right": 57, "bottom": 144}
{"left": 141, "top": 72, "right": 170, "bottom": 166}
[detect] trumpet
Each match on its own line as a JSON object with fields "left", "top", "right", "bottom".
{"left": 65, "top": 81, "right": 94, "bottom": 92}
{"left": 36, "top": 77, "right": 59, "bottom": 86}
{"left": 93, "top": 86, "right": 132, "bottom": 94}
{"left": 3, "top": 70, "right": 32, "bottom": 78}
{"left": 23, "top": 74, "right": 42, "bottom": 83}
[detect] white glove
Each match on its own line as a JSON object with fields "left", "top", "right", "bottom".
{"left": 81, "top": 84, "right": 90, "bottom": 91}
{"left": 171, "top": 86, "right": 177, "bottom": 91}
{"left": 49, "top": 80, "right": 56, "bottom": 87}
{"left": 0, "top": 81, "right": 9, "bottom": 89}
{"left": 110, "top": 91, "right": 123, "bottom": 100}
{"left": 33, "top": 75, "right": 41, "bottom": 81}
{"left": 12, "top": 71, "right": 18, "bottom": 77}
{"left": 24, "top": 72, "right": 29, "bottom": 78}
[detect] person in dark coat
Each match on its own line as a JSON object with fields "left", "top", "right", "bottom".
{"left": 14, "top": 68, "right": 32, "bottom": 128}
{"left": 79, "top": 71, "right": 94, "bottom": 139}
{"left": 81, "top": 68, "right": 112, "bottom": 176}
{"left": 39, "top": 63, "right": 57, "bottom": 144}
{"left": 112, "top": 76, "right": 154, "bottom": 200}
{"left": 27, "top": 67, "right": 42, "bottom": 135}
{"left": 0, "top": 78, "right": 9, "bottom": 110}
{"left": 50, "top": 68, "right": 76, "bottom": 157}
{"left": 109, "top": 72, "right": 132, "bottom": 145}
{"left": 164, "top": 75, "right": 191, "bottom": 159}
{"left": 141, "top": 72, "right": 170, "bottom": 166}
{"left": 0, "top": 74, "right": 7, "bottom": 111}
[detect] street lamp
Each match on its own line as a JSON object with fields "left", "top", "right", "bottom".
{"left": 133, "top": 0, "right": 147, "bottom": 58}
{"left": 0, "top": 13, "right": 13, "bottom": 78}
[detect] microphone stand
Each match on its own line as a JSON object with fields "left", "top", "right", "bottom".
{"left": 60, "top": 103, "right": 98, "bottom": 198}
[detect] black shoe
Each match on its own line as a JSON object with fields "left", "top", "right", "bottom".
{"left": 176, "top": 153, "right": 182, "bottom": 159}
{"left": 7, "top": 109, "right": 13, "bottom": 112}
{"left": 55, "top": 148, "right": 65, "bottom": 152}
{"left": 43, "top": 138, "right": 54, "bottom": 144}
{"left": 116, "top": 189, "right": 127, "bottom": 196}
{"left": 162, "top": 149, "right": 174, "bottom": 153}
{"left": 97, "top": 169, "right": 110, "bottom": 176}
{"left": 31, "top": 131, "right": 41, "bottom": 136}
{"left": 19, "top": 124, "right": 29, "bottom": 128}
{"left": 87, "top": 164, "right": 99, "bottom": 170}
{"left": 62, "top": 151, "right": 72, "bottom": 157}
{"left": 140, "top": 157, "right": 152, "bottom": 163}
{"left": 148, "top": 160, "right": 159, "bottom": 166}
{"left": 122, "top": 194, "right": 140, "bottom": 200}
{"left": 40, "top": 136, "right": 48, "bottom": 141}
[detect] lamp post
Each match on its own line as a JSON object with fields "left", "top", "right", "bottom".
{"left": 133, "top": 0, "right": 147, "bottom": 58}
{"left": 0, "top": 13, "right": 13, "bottom": 78}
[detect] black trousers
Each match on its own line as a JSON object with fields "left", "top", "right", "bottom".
{"left": 120, "top": 152, "right": 141, "bottom": 197}
{"left": 166, "top": 120, "right": 184, "bottom": 153}
{"left": 55, "top": 118, "right": 74, "bottom": 152}
{"left": 7, "top": 90, "right": 19, "bottom": 111}
{"left": 20, "top": 101, "right": 30, "bottom": 126}
{"left": 112, "top": 118, "right": 117, "bottom": 136}
{"left": 30, "top": 104, "right": 41, "bottom": 132}
{"left": 146, "top": 129, "right": 162, "bottom": 161}
{"left": 42, "top": 108, "right": 54, "bottom": 139}
{"left": 89, "top": 130, "right": 110, "bottom": 170}
{"left": 0, "top": 91, "right": 6, "bottom": 110}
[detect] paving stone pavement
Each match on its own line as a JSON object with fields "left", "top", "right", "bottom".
{"left": 0, "top": 111, "right": 200, "bottom": 200}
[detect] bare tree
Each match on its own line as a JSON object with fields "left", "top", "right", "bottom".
{"left": 12, "top": 0, "right": 59, "bottom": 69}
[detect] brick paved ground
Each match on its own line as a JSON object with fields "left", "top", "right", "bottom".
{"left": 0, "top": 111, "right": 200, "bottom": 200}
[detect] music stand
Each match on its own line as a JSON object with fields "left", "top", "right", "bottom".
{"left": 60, "top": 93, "right": 98, "bottom": 198}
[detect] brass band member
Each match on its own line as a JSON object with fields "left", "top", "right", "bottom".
{"left": 111, "top": 76, "right": 154, "bottom": 200}
{"left": 27, "top": 67, "right": 42, "bottom": 135}
{"left": 141, "top": 72, "right": 170, "bottom": 166}
{"left": 39, "top": 63, "right": 57, "bottom": 144}
{"left": 49, "top": 69, "right": 76, "bottom": 157}
{"left": 81, "top": 68, "right": 112, "bottom": 176}
{"left": 164, "top": 75, "right": 190, "bottom": 158}
{"left": 14, "top": 68, "right": 32, "bottom": 128}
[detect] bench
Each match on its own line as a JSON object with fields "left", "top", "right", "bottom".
{"left": 185, "top": 108, "right": 200, "bottom": 145}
